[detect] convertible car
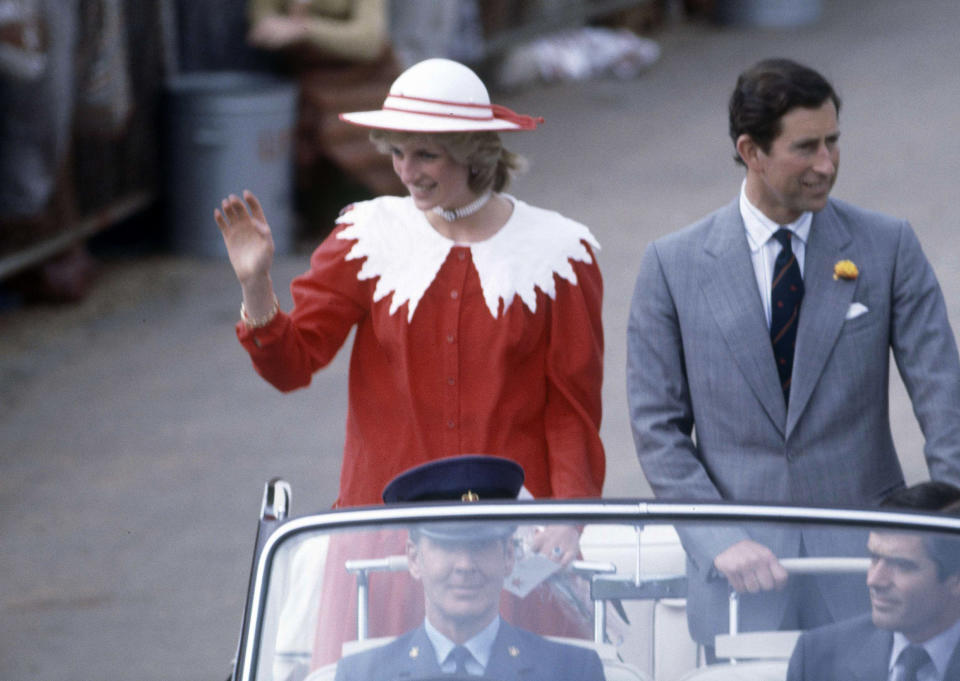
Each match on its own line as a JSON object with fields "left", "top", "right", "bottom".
{"left": 228, "top": 479, "right": 960, "bottom": 681}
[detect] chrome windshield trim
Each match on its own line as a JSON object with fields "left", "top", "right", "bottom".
{"left": 640, "top": 501, "right": 960, "bottom": 531}
{"left": 238, "top": 499, "right": 960, "bottom": 680}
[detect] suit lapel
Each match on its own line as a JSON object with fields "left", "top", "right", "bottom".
{"left": 843, "top": 625, "right": 892, "bottom": 681}
{"left": 699, "top": 201, "right": 787, "bottom": 434}
{"left": 786, "top": 202, "right": 856, "bottom": 437}
{"left": 945, "top": 637, "right": 960, "bottom": 679}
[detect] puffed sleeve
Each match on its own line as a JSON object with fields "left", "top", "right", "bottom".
{"left": 543, "top": 243, "right": 605, "bottom": 497}
{"left": 236, "top": 221, "right": 369, "bottom": 392}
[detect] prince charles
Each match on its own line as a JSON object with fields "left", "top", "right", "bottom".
{"left": 627, "top": 58, "right": 960, "bottom": 649}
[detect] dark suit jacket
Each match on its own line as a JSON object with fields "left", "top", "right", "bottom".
{"left": 786, "top": 614, "right": 960, "bottom": 681}
{"left": 333, "top": 620, "right": 605, "bottom": 681}
{"left": 627, "top": 197, "right": 960, "bottom": 643}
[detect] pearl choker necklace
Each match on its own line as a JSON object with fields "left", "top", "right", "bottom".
{"left": 432, "top": 192, "right": 492, "bottom": 222}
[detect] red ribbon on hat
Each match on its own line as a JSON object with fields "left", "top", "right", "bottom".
{"left": 382, "top": 94, "right": 544, "bottom": 130}
{"left": 491, "top": 104, "right": 544, "bottom": 130}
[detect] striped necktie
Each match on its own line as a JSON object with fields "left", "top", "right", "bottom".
{"left": 770, "top": 229, "right": 804, "bottom": 405}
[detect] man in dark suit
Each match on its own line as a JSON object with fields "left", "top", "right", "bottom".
{"left": 627, "top": 57, "right": 960, "bottom": 649}
{"left": 334, "top": 456, "right": 605, "bottom": 681}
{"left": 787, "top": 483, "right": 960, "bottom": 680}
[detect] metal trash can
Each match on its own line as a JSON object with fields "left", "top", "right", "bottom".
{"left": 714, "top": 0, "right": 822, "bottom": 27}
{"left": 164, "top": 71, "right": 298, "bottom": 257}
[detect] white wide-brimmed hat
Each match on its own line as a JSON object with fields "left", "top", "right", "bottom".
{"left": 339, "top": 58, "right": 543, "bottom": 133}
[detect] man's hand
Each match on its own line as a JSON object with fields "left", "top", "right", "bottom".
{"left": 247, "top": 16, "right": 308, "bottom": 50}
{"left": 713, "top": 539, "right": 789, "bottom": 593}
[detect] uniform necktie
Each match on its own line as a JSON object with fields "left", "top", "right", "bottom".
{"left": 897, "top": 644, "right": 930, "bottom": 681}
{"left": 447, "top": 645, "right": 472, "bottom": 676}
{"left": 770, "top": 229, "right": 804, "bottom": 405}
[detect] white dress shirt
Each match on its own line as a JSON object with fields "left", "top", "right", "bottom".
{"left": 888, "top": 618, "right": 960, "bottom": 681}
{"left": 424, "top": 615, "right": 500, "bottom": 676}
{"left": 739, "top": 182, "right": 812, "bottom": 328}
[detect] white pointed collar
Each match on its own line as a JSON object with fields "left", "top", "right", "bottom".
{"left": 336, "top": 195, "right": 599, "bottom": 322}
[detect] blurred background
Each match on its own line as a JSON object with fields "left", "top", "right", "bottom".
{"left": 2, "top": 1, "right": 958, "bottom": 679}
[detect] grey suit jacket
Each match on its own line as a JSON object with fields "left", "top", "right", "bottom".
{"left": 333, "top": 620, "right": 605, "bottom": 681}
{"left": 786, "top": 614, "right": 960, "bottom": 681}
{"left": 627, "top": 197, "right": 960, "bottom": 643}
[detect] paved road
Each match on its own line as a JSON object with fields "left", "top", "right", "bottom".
{"left": 2, "top": 1, "right": 959, "bottom": 679}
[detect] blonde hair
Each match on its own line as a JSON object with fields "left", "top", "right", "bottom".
{"left": 369, "top": 130, "right": 527, "bottom": 194}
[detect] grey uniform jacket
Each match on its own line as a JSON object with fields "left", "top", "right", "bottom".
{"left": 627, "top": 197, "right": 960, "bottom": 643}
{"left": 333, "top": 620, "right": 605, "bottom": 681}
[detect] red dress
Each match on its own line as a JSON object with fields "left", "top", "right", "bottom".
{"left": 236, "top": 195, "right": 605, "bottom": 663}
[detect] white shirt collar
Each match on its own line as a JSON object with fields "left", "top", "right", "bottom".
{"left": 739, "top": 180, "right": 812, "bottom": 251}
{"left": 336, "top": 195, "right": 599, "bottom": 321}
{"left": 423, "top": 615, "right": 501, "bottom": 673}
{"left": 890, "top": 617, "right": 960, "bottom": 680}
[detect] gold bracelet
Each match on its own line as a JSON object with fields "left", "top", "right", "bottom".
{"left": 240, "top": 294, "right": 280, "bottom": 328}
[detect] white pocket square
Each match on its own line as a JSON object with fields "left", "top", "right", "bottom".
{"left": 845, "top": 302, "right": 869, "bottom": 320}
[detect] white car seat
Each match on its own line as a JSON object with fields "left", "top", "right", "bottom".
{"left": 676, "top": 661, "right": 787, "bottom": 681}
{"left": 580, "top": 524, "right": 697, "bottom": 681}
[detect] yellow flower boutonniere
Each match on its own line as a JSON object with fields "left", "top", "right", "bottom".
{"left": 833, "top": 260, "right": 859, "bottom": 281}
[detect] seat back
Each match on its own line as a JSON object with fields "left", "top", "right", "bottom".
{"left": 580, "top": 524, "right": 697, "bottom": 681}
{"left": 546, "top": 636, "right": 653, "bottom": 681}
{"left": 676, "top": 661, "right": 787, "bottom": 681}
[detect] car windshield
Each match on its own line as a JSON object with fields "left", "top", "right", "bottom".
{"left": 239, "top": 502, "right": 960, "bottom": 681}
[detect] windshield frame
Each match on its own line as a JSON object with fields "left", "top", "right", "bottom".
{"left": 235, "top": 498, "right": 960, "bottom": 681}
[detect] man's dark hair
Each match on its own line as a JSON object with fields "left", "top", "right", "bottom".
{"left": 881, "top": 481, "right": 960, "bottom": 579}
{"left": 728, "top": 58, "right": 841, "bottom": 166}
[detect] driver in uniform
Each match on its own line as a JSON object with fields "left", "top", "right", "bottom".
{"left": 333, "top": 456, "right": 606, "bottom": 681}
